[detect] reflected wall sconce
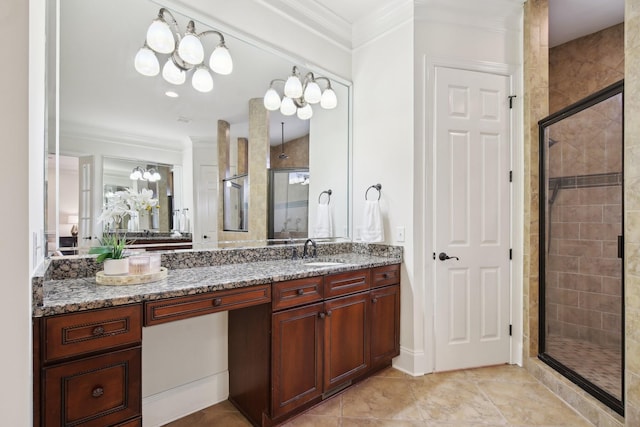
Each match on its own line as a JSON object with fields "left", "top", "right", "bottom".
{"left": 263, "top": 66, "right": 337, "bottom": 120}
{"left": 130, "top": 166, "right": 161, "bottom": 182}
{"left": 134, "top": 8, "right": 233, "bottom": 93}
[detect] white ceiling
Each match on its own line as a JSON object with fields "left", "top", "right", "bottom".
{"left": 58, "top": 0, "right": 625, "bottom": 154}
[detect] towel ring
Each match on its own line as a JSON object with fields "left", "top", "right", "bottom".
{"left": 318, "top": 189, "right": 332, "bottom": 205}
{"left": 365, "top": 184, "right": 382, "bottom": 201}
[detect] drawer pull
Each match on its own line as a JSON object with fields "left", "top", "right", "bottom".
{"left": 213, "top": 298, "right": 222, "bottom": 307}
{"left": 382, "top": 273, "right": 389, "bottom": 279}
{"left": 297, "top": 289, "right": 304, "bottom": 296}
{"left": 92, "top": 386, "right": 104, "bottom": 398}
{"left": 372, "top": 297, "right": 378, "bottom": 303}
{"left": 92, "top": 326, "right": 105, "bottom": 336}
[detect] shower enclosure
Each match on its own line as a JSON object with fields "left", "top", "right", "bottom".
{"left": 539, "top": 80, "right": 624, "bottom": 414}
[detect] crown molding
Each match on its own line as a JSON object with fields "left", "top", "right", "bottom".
{"left": 352, "top": 0, "right": 414, "bottom": 50}
{"left": 256, "top": 0, "right": 352, "bottom": 51}
{"left": 415, "top": 0, "right": 524, "bottom": 33}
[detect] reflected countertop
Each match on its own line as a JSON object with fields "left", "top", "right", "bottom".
{"left": 34, "top": 249, "right": 402, "bottom": 317}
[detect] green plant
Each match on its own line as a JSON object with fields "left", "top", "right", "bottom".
{"left": 89, "top": 234, "right": 129, "bottom": 263}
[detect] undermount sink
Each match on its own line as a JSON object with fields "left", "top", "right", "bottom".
{"left": 303, "top": 261, "right": 345, "bottom": 267}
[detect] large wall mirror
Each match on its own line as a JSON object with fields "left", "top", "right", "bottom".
{"left": 45, "top": 0, "right": 351, "bottom": 255}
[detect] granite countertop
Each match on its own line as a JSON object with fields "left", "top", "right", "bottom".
{"left": 35, "top": 252, "right": 401, "bottom": 317}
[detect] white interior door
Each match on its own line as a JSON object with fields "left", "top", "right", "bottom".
{"left": 197, "top": 165, "right": 218, "bottom": 247}
{"left": 78, "top": 155, "right": 94, "bottom": 250}
{"left": 433, "top": 67, "right": 511, "bottom": 371}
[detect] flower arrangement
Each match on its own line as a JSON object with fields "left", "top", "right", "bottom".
{"left": 90, "top": 188, "right": 159, "bottom": 262}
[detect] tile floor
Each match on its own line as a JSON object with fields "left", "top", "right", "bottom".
{"left": 164, "top": 365, "right": 594, "bottom": 426}
{"left": 546, "top": 334, "right": 622, "bottom": 399}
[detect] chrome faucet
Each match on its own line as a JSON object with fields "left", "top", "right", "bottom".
{"left": 303, "top": 238, "right": 317, "bottom": 259}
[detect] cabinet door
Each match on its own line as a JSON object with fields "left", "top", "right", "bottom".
{"left": 43, "top": 347, "right": 141, "bottom": 427}
{"left": 271, "top": 303, "right": 324, "bottom": 418}
{"left": 323, "top": 292, "right": 370, "bottom": 391}
{"left": 370, "top": 284, "right": 400, "bottom": 367}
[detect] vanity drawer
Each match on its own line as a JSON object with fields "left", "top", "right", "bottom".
{"left": 371, "top": 264, "right": 400, "bottom": 288}
{"left": 43, "top": 347, "right": 141, "bottom": 427}
{"left": 145, "top": 284, "right": 271, "bottom": 326}
{"left": 43, "top": 305, "right": 142, "bottom": 363}
{"left": 272, "top": 276, "right": 324, "bottom": 311}
{"left": 324, "top": 269, "right": 370, "bottom": 299}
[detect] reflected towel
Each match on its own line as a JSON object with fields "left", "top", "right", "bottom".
{"left": 313, "top": 204, "right": 333, "bottom": 238}
{"left": 361, "top": 200, "right": 384, "bottom": 242}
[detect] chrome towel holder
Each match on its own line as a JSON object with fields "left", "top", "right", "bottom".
{"left": 365, "top": 184, "right": 382, "bottom": 200}
{"left": 318, "top": 189, "right": 332, "bottom": 204}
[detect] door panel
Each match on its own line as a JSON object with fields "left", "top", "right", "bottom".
{"left": 434, "top": 66, "right": 511, "bottom": 371}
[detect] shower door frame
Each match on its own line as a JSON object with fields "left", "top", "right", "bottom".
{"left": 538, "top": 80, "right": 625, "bottom": 416}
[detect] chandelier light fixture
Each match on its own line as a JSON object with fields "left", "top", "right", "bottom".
{"left": 130, "top": 166, "right": 161, "bottom": 182}
{"left": 263, "top": 66, "right": 337, "bottom": 120}
{"left": 134, "top": 8, "right": 233, "bottom": 93}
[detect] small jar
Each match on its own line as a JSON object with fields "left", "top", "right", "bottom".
{"left": 128, "top": 255, "right": 150, "bottom": 275}
{"left": 149, "top": 253, "right": 162, "bottom": 273}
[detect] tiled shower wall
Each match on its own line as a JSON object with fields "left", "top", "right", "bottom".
{"left": 545, "top": 23, "right": 624, "bottom": 349}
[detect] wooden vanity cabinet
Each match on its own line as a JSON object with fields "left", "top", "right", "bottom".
{"left": 35, "top": 304, "right": 143, "bottom": 427}
{"left": 370, "top": 278, "right": 401, "bottom": 368}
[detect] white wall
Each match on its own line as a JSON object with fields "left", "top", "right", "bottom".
{"left": 352, "top": 10, "right": 419, "bottom": 373}
{"left": 3, "top": 0, "right": 42, "bottom": 424}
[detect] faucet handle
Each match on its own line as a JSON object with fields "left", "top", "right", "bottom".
{"left": 291, "top": 247, "right": 298, "bottom": 260}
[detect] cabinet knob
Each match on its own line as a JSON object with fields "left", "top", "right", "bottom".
{"left": 297, "top": 289, "right": 304, "bottom": 296}
{"left": 318, "top": 312, "right": 325, "bottom": 319}
{"left": 382, "top": 273, "right": 389, "bottom": 279}
{"left": 92, "top": 326, "right": 105, "bottom": 336}
{"left": 213, "top": 298, "right": 222, "bottom": 307}
{"left": 372, "top": 298, "right": 378, "bottom": 303}
{"left": 92, "top": 386, "right": 104, "bottom": 398}
{"left": 326, "top": 310, "right": 332, "bottom": 317}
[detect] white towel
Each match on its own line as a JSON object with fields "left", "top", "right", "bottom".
{"left": 313, "top": 203, "right": 333, "bottom": 238}
{"left": 360, "top": 200, "right": 384, "bottom": 242}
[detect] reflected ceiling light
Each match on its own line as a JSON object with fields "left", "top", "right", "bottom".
{"left": 263, "top": 66, "right": 337, "bottom": 121}
{"left": 165, "top": 90, "right": 179, "bottom": 98}
{"left": 134, "top": 8, "right": 233, "bottom": 94}
{"left": 130, "top": 166, "right": 161, "bottom": 182}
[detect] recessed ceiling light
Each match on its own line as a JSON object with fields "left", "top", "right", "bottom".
{"left": 177, "top": 116, "right": 192, "bottom": 124}
{"left": 165, "top": 90, "right": 179, "bottom": 98}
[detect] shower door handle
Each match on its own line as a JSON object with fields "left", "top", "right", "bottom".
{"left": 438, "top": 252, "right": 459, "bottom": 261}
{"left": 618, "top": 235, "right": 624, "bottom": 259}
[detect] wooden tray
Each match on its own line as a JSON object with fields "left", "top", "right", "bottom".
{"left": 96, "top": 267, "right": 168, "bottom": 286}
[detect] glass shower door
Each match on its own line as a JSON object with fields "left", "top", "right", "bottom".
{"left": 539, "top": 81, "right": 624, "bottom": 414}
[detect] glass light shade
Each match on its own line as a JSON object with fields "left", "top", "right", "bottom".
{"left": 134, "top": 47, "right": 160, "bottom": 76}
{"left": 178, "top": 33, "right": 204, "bottom": 64}
{"left": 143, "top": 170, "right": 152, "bottom": 180}
{"left": 280, "top": 97, "right": 296, "bottom": 116}
{"left": 297, "top": 104, "right": 313, "bottom": 120}
{"left": 320, "top": 88, "right": 338, "bottom": 109}
{"left": 153, "top": 171, "right": 161, "bottom": 181}
{"left": 192, "top": 67, "right": 214, "bottom": 92}
{"left": 263, "top": 88, "right": 281, "bottom": 111}
{"left": 303, "top": 81, "right": 322, "bottom": 104}
{"left": 284, "top": 75, "right": 303, "bottom": 98}
{"left": 162, "top": 59, "right": 186, "bottom": 85}
{"left": 209, "top": 45, "right": 233, "bottom": 75}
{"left": 130, "top": 170, "right": 142, "bottom": 180}
{"left": 146, "top": 19, "right": 175, "bottom": 54}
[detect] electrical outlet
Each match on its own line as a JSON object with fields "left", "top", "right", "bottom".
{"left": 396, "top": 226, "right": 405, "bottom": 242}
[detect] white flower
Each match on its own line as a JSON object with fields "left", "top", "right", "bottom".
{"left": 98, "top": 188, "right": 159, "bottom": 228}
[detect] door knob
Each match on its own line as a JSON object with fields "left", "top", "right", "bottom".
{"left": 438, "top": 252, "right": 459, "bottom": 261}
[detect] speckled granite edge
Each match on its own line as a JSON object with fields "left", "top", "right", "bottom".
{"left": 33, "top": 242, "right": 403, "bottom": 316}
{"left": 35, "top": 252, "right": 401, "bottom": 317}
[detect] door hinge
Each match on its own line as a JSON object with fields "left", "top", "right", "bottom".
{"left": 509, "top": 324, "right": 513, "bottom": 336}
{"left": 508, "top": 95, "right": 517, "bottom": 109}
{"left": 509, "top": 170, "right": 513, "bottom": 182}
{"left": 432, "top": 252, "right": 436, "bottom": 260}
{"left": 509, "top": 248, "right": 512, "bottom": 260}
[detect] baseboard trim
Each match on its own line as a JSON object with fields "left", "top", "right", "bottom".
{"left": 392, "top": 346, "right": 427, "bottom": 377}
{"left": 142, "top": 371, "right": 229, "bottom": 427}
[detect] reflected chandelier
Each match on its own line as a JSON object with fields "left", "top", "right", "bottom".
{"left": 263, "top": 66, "right": 337, "bottom": 120}
{"left": 134, "top": 8, "right": 233, "bottom": 93}
{"left": 130, "top": 166, "right": 161, "bottom": 182}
